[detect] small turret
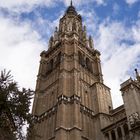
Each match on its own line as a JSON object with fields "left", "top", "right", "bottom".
{"left": 89, "top": 35, "right": 94, "bottom": 49}
{"left": 135, "top": 68, "right": 140, "bottom": 82}
{"left": 83, "top": 25, "right": 87, "bottom": 40}
{"left": 54, "top": 27, "right": 59, "bottom": 43}
{"left": 49, "top": 36, "right": 54, "bottom": 48}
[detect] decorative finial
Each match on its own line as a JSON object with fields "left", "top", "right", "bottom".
{"left": 71, "top": 0, "right": 73, "bottom": 6}
{"left": 89, "top": 35, "right": 94, "bottom": 49}
{"left": 55, "top": 27, "right": 58, "bottom": 32}
{"left": 135, "top": 68, "right": 140, "bottom": 82}
{"left": 84, "top": 25, "right": 86, "bottom": 31}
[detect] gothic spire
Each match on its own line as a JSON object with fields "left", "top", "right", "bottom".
{"left": 71, "top": 0, "right": 73, "bottom": 6}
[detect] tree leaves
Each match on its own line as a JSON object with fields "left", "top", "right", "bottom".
{"left": 0, "top": 69, "right": 34, "bottom": 139}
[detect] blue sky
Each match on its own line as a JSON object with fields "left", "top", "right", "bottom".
{"left": 0, "top": 0, "right": 140, "bottom": 108}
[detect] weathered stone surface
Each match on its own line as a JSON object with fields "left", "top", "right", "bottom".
{"left": 29, "top": 3, "right": 140, "bottom": 140}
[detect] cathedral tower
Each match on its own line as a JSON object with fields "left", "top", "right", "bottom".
{"left": 30, "top": 2, "right": 113, "bottom": 140}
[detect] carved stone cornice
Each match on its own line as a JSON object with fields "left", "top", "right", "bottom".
{"left": 80, "top": 104, "right": 95, "bottom": 118}
{"left": 33, "top": 94, "right": 81, "bottom": 124}
{"left": 57, "top": 94, "right": 80, "bottom": 104}
{"left": 33, "top": 105, "right": 58, "bottom": 123}
{"left": 55, "top": 126, "right": 82, "bottom": 132}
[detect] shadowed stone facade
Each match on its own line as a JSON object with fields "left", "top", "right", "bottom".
{"left": 29, "top": 2, "right": 140, "bottom": 140}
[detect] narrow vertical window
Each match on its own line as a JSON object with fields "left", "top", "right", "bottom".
{"left": 56, "top": 52, "right": 61, "bottom": 66}
{"left": 86, "top": 57, "right": 93, "bottom": 73}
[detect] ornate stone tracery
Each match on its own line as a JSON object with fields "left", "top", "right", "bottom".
{"left": 128, "top": 112, "right": 140, "bottom": 127}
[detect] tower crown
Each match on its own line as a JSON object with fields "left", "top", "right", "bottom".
{"left": 65, "top": 1, "right": 77, "bottom": 15}
{"left": 48, "top": 2, "right": 94, "bottom": 49}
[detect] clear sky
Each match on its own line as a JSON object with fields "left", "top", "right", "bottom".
{"left": 0, "top": 0, "right": 140, "bottom": 108}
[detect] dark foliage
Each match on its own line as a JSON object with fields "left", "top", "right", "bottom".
{"left": 0, "top": 69, "right": 34, "bottom": 139}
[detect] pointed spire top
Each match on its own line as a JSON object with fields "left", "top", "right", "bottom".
{"left": 66, "top": 0, "right": 77, "bottom": 15}
{"left": 71, "top": 0, "right": 73, "bottom": 6}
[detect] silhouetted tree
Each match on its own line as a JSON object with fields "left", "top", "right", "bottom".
{"left": 0, "top": 69, "right": 34, "bottom": 140}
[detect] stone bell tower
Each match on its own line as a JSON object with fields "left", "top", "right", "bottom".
{"left": 30, "top": 1, "right": 113, "bottom": 140}
{"left": 120, "top": 69, "right": 140, "bottom": 139}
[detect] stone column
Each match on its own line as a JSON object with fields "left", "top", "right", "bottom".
{"left": 115, "top": 128, "right": 119, "bottom": 140}
{"left": 104, "top": 133, "right": 109, "bottom": 140}
{"left": 108, "top": 131, "right": 112, "bottom": 140}
{"left": 120, "top": 125, "right": 125, "bottom": 140}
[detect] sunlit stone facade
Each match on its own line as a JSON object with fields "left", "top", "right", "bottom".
{"left": 30, "top": 2, "right": 140, "bottom": 140}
